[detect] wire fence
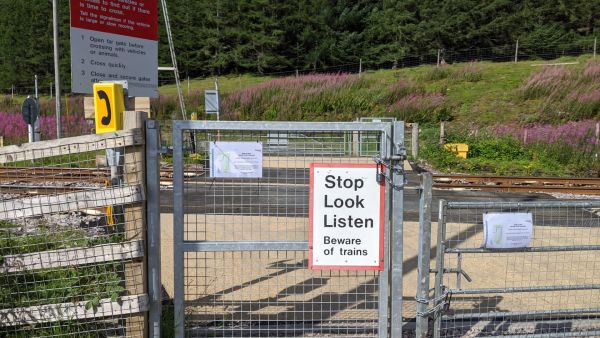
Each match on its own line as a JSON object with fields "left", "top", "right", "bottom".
{"left": 2, "top": 40, "right": 597, "bottom": 97}
{"left": 167, "top": 121, "right": 399, "bottom": 337}
{"left": 0, "top": 126, "right": 148, "bottom": 337}
{"left": 418, "top": 198, "right": 600, "bottom": 337}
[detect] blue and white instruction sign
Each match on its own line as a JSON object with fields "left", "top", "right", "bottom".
{"left": 209, "top": 142, "right": 263, "bottom": 178}
{"left": 309, "top": 163, "right": 384, "bottom": 270}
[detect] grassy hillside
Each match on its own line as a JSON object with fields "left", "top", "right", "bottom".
{"left": 163, "top": 55, "right": 594, "bottom": 125}
{"left": 158, "top": 55, "right": 600, "bottom": 177}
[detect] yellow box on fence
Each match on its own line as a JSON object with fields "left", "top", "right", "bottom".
{"left": 93, "top": 83, "right": 125, "bottom": 134}
{"left": 444, "top": 143, "right": 469, "bottom": 158}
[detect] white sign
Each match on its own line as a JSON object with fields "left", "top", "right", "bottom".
{"left": 209, "top": 142, "right": 263, "bottom": 178}
{"left": 483, "top": 212, "right": 533, "bottom": 249}
{"left": 70, "top": 0, "right": 158, "bottom": 97}
{"left": 309, "top": 164, "right": 384, "bottom": 270}
{"left": 204, "top": 90, "right": 219, "bottom": 114}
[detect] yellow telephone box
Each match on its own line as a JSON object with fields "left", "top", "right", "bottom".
{"left": 93, "top": 83, "right": 125, "bottom": 134}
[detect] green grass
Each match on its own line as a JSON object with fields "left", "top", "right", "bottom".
{"left": 162, "top": 54, "right": 595, "bottom": 125}
{"left": 159, "top": 73, "right": 273, "bottom": 96}
{"left": 418, "top": 124, "right": 600, "bottom": 177}
{"left": 0, "top": 220, "right": 127, "bottom": 335}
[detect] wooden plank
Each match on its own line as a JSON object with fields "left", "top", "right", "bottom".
{"left": 122, "top": 111, "right": 149, "bottom": 337}
{"left": 84, "top": 96, "right": 94, "bottom": 119}
{"left": 0, "top": 184, "right": 144, "bottom": 220}
{"left": 0, "top": 240, "right": 144, "bottom": 273}
{"left": 0, "top": 294, "right": 149, "bottom": 327}
{"left": 0, "top": 128, "right": 144, "bottom": 164}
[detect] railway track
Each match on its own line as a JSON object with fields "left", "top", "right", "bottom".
{"left": 0, "top": 166, "right": 204, "bottom": 184}
{"left": 432, "top": 174, "right": 600, "bottom": 195}
{"left": 2, "top": 166, "right": 599, "bottom": 196}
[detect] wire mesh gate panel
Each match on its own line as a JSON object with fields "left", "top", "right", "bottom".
{"left": 0, "top": 127, "right": 148, "bottom": 337}
{"left": 428, "top": 200, "right": 600, "bottom": 338}
{"left": 172, "top": 121, "right": 404, "bottom": 337}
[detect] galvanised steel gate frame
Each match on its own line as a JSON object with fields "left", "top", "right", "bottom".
{"left": 171, "top": 120, "right": 405, "bottom": 337}
{"left": 417, "top": 199, "right": 600, "bottom": 338}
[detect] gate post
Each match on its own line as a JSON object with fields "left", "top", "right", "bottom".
{"left": 415, "top": 173, "right": 433, "bottom": 338}
{"left": 146, "top": 120, "right": 162, "bottom": 337}
{"left": 433, "top": 200, "right": 448, "bottom": 338}
{"left": 391, "top": 121, "right": 406, "bottom": 337}
{"left": 123, "top": 111, "right": 149, "bottom": 336}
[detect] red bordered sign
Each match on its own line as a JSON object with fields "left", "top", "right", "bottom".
{"left": 309, "top": 163, "right": 385, "bottom": 270}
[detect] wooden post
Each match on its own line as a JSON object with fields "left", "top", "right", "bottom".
{"left": 437, "top": 49, "right": 441, "bottom": 67}
{"left": 0, "top": 136, "right": 3, "bottom": 147}
{"left": 412, "top": 123, "right": 419, "bottom": 159}
{"left": 295, "top": 69, "right": 299, "bottom": 77}
{"left": 514, "top": 40, "right": 519, "bottom": 63}
{"left": 523, "top": 129, "right": 528, "bottom": 144}
{"left": 595, "top": 121, "right": 599, "bottom": 145}
{"left": 359, "top": 58, "right": 362, "bottom": 75}
{"left": 123, "top": 110, "right": 148, "bottom": 337}
{"left": 439, "top": 121, "right": 445, "bottom": 145}
{"left": 594, "top": 37, "right": 597, "bottom": 59}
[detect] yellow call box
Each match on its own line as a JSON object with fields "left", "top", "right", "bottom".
{"left": 93, "top": 83, "right": 125, "bottom": 134}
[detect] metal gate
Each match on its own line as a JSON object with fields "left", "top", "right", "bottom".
{"left": 417, "top": 198, "right": 600, "bottom": 337}
{"left": 171, "top": 121, "right": 405, "bottom": 337}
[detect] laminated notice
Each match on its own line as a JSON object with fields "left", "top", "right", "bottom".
{"left": 483, "top": 212, "right": 533, "bottom": 249}
{"left": 209, "top": 142, "right": 263, "bottom": 178}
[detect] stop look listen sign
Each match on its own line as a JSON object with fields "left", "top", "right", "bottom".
{"left": 309, "top": 163, "right": 384, "bottom": 270}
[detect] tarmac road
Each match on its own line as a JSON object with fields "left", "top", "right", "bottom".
{"left": 159, "top": 169, "right": 556, "bottom": 221}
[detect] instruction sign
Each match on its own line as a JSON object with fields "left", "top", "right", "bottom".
{"left": 309, "top": 163, "right": 384, "bottom": 270}
{"left": 209, "top": 142, "right": 263, "bottom": 178}
{"left": 483, "top": 212, "right": 533, "bottom": 249}
{"left": 70, "top": 0, "right": 158, "bottom": 97}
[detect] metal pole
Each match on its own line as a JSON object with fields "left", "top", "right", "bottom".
{"left": 34, "top": 75, "right": 40, "bottom": 141}
{"left": 433, "top": 200, "right": 448, "bottom": 338}
{"left": 146, "top": 120, "right": 162, "bottom": 338}
{"left": 215, "top": 78, "right": 220, "bottom": 121}
{"left": 359, "top": 58, "right": 362, "bottom": 75}
{"left": 439, "top": 121, "right": 445, "bottom": 145}
{"left": 391, "top": 121, "right": 406, "bottom": 338}
{"left": 160, "top": 0, "right": 187, "bottom": 120}
{"left": 514, "top": 39, "right": 519, "bottom": 63}
{"left": 416, "top": 173, "right": 433, "bottom": 338}
{"left": 52, "top": 0, "right": 61, "bottom": 139}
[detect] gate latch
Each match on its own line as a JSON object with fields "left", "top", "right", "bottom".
{"left": 374, "top": 143, "right": 407, "bottom": 189}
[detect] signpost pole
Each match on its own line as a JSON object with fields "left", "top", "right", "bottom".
{"left": 52, "top": 0, "right": 61, "bottom": 139}
{"left": 34, "top": 75, "right": 40, "bottom": 141}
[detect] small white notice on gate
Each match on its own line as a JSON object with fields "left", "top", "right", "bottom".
{"left": 209, "top": 142, "right": 263, "bottom": 178}
{"left": 483, "top": 212, "right": 533, "bottom": 249}
{"left": 309, "top": 163, "right": 384, "bottom": 270}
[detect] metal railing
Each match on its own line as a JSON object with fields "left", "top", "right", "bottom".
{"left": 415, "top": 179, "right": 600, "bottom": 337}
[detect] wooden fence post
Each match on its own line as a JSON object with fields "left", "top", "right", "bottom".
{"left": 123, "top": 111, "right": 148, "bottom": 337}
{"left": 412, "top": 123, "right": 419, "bottom": 159}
